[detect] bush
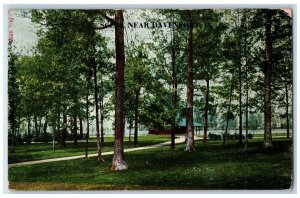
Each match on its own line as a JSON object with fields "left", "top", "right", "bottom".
{"left": 208, "top": 133, "right": 222, "bottom": 140}
{"left": 40, "top": 132, "right": 53, "bottom": 143}
{"left": 247, "top": 133, "right": 253, "bottom": 139}
{"left": 221, "top": 132, "right": 253, "bottom": 140}
{"left": 31, "top": 132, "right": 54, "bottom": 143}
{"left": 22, "top": 133, "right": 31, "bottom": 144}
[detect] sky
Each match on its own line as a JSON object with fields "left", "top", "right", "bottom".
{"left": 8, "top": 9, "right": 157, "bottom": 55}
{"left": 8, "top": 10, "right": 38, "bottom": 54}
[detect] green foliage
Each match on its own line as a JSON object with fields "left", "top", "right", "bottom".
{"left": 8, "top": 45, "right": 21, "bottom": 148}
{"left": 222, "top": 132, "right": 253, "bottom": 140}
{"left": 9, "top": 9, "right": 293, "bottom": 153}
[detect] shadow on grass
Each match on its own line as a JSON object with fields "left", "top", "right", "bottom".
{"left": 8, "top": 139, "right": 293, "bottom": 190}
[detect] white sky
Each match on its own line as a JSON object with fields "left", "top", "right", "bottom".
{"left": 8, "top": 10, "right": 38, "bottom": 54}
{"left": 8, "top": 9, "right": 159, "bottom": 55}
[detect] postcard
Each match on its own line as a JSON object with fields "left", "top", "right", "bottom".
{"left": 6, "top": 7, "right": 293, "bottom": 191}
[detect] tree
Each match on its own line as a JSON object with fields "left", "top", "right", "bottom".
{"left": 263, "top": 9, "right": 274, "bottom": 148}
{"left": 145, "top": 9, "right": 187, "bottom": 151}
{"left": 185, "top": 10, "right": 195, "bottom": 152}
{"left": 271, "top": 10, "right": 292, "bottom": 139}
{"left": 193, "top": 9, "right": 226, "bottom": 144}
{"left": 124, "top": 41, "right": 152, "bottom": 147}
{"left": 110, "top": 10, "right": 127, "bottom": 171}
{"left": 8, "top": 43, "right": 20, "bottom": 152}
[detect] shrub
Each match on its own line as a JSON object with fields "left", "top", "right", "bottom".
{"left": 221, "top": 132, "right": 253, "bottom": 140}
{"left": 208, "top": 133, "right": 222, "bottom": 140}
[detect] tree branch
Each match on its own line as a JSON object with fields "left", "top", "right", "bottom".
{"left": 98, "top": 11, "right": 116, "bottom": 25}
{"left": 95, "top": 23, "right": 114, "bottom": 30}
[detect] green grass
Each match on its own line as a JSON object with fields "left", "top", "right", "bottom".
{"left": 8, "top": 138, "right": 293, "bottom": 190}
{"left": 8, "top": 135, "right": 170, "bottom": 164}
{"left": 251, "top": 132, "right": 292, "bottom": 138}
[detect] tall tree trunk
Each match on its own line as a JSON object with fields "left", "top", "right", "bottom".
{"left": 34, "top": 115, "right": 38, "bottom": 139}
{"left": 245, "top": 85, "right": 249, "bottom": 150}
{"left": 263, "top": 9, "right": 273, "bottom": 148}
{"left": 39, "top": 117, "right": 42, "bottom": 134}
{"left": 223, "top": 80, "right": 234, "bottom": 147}
{"left": 129, "top": 120, "right": 132, "bottom": 142}
{"left": 238, "top": 57, "right": 243, "bottom": 146}
{"left": 110, "top": 10, "right": 127, "bottom": 171}
{"left": 73, "top": 115, "right": 78, "bottom": 145}
{"left": 244, "top": 18, "right": 249, "bottom": 151}
{"left": 8, "top": 44, "right": 16, "bottom": 151}
{"left": 203, "top": 79, "right": 209, "bottom": 144}
{"left": 43, "top": 115, "right": 48, "bottom": 143}
{"left": 92, "top": 42, "right": 103, "bottom": 162}
{"left": 43, "top": 115, "right": 48, "bottom": 135}
{"left": 54, "top": 112, "right": 60, "bottom": 152}
{"left": 11, "top": 116, "right": 16, "bottom": 152}
{"left": 100, "top": 97, "right": 104, "bottom": 144}
{"left": 62, "top": 113, "right": 67, "bottom": 147}
{"left": 285, "top": 83, "right": 290, "bottom": 139}
{"left": 85, "top": 94, "right": 90, "bottom": 158}
{"left": 79, "top": 117, "right": 83, "bottom": 139}
{"left": 245, "top": 60, "right": 249, "bottom": 151}
{"left": 185, "top": 11, "right": 195, "bottom": 152}
{"left": 134, "top": 89, "right": 140, "bottom": 147}
{"left": 171, "top": 12, "right": 177, "bottom": 151}
{"left": 11, "top": 130, "right": 15, "bottom": 152}
{"left": 38, "top": 116, "right": 42, "bottom": 137}
{"left": 27, "top": 117, "right": 31, "bottom": 144}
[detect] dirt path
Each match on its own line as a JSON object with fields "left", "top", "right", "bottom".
{"left": 9, "top": 136, "right": 201, "bottom": 168}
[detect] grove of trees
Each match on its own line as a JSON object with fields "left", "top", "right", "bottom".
{"left": 8, "top": 9, "right": 292, "bottom": 171}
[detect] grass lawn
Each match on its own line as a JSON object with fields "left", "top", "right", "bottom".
{"left": 251, "top": 132, "right": 292, "bottom": 138}
{"left": 8, "top": 138, "right": 293, "bottom": 190}
{"left": 8, "top": 135, "right": 170, "bottom": 164}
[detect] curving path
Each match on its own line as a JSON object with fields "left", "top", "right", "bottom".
{"left": 9, "top": 136, "right": 201, "bottom": 168}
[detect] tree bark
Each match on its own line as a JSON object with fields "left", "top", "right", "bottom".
{"left": 171, "top": 13, "right": 177, "bottom": 151}
{"left": 38, "top": 117, "right": 42, "bottom": 135}
{"left": 92, "top": 46, "right": 103, "bottom": 162}
{"left": 185, "top": 11, "right": 195, "bottom": 152}
{"left": 263, "top": 9, "right": 273, "bottom": 148}
{"left": 110, "top": 10, "right": 127, "bottom": 171}
{"left": 73, "top": 115, "right": 78, "bottom": 145}
{"left": 62, "top": 113, "right": 67, "bottom": 147}
{"left": 245, "top": 59, "right": 249, "bottom": 151}
{"left": 129, "top": 120, "right": 132, "bottom": 142}
{"left": 203, "top": 79, "right": 209, "bottom": 144}
{"left": 134, "top": 89, "right": 140, "bottom": 147}
{"left": 223, "top": 80, "right": 234, "bottom": 147}
{"left": 285, "top": 83, "right": 290, "bottom": 139}
{"left": 43, "top": 115, "right": 48, "bottom": 135}
{"left": 43, "top": 115, "right": 48, "bottom": 143}
{"left": 34, "top": 115, "right": 39, "bottom": 139}
{"left": 85, "top": 93, "right": 90, "bottom": 158}
{"left": 11, "top": 127, "right": 15, "bottom": 152}
{"left": 244, "top": 17, "right": 249, "bottom": 151}
{"left": 100, "top": 97, "right": 104, "bottom": 144}
{"left": 238, "top": 56, "right": 243, "bottom": 146}
{"left": 79, "top": 117, "right": 83, "bottom": 139}
{"left": 54, "top": 112, "right": 60, "bottom": 152}
{"left": 245, "top": 84, "right": 249, "bottom": 150}
{"left": 27, "top": 117, "right": 31, "bottom": 144}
